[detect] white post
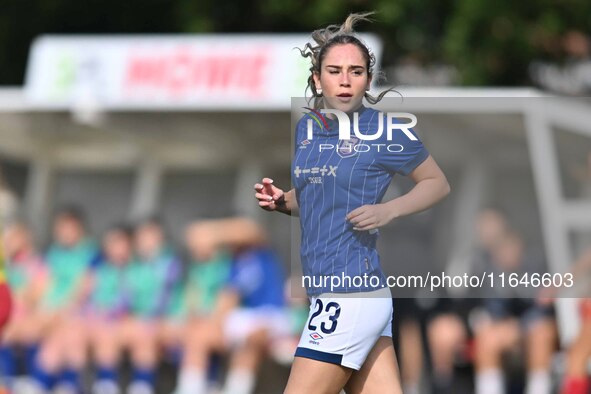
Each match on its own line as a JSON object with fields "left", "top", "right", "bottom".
{"left": 445, "top": 156, "right": 490, "bottom": 295}
{"left": 232, "top": 160, "right": 264, "bottom": 219}
{"left": 525, "top": 102, "right": 577, "bottom": 345}
{"left": 129, "top": 160, "right": 163, "bottom": 221}
{"left": 24, "top": 157, "right": 55, "bottom": 243}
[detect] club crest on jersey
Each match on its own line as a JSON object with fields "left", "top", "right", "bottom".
{"left": 337, "top": 137, "right": 360, "bottom": 158}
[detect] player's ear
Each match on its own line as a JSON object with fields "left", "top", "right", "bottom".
{"left": 313, "top": 71, "right": 321, "bottom": 91}
{"left": 366, "top": 74, "right": 372, "bottom": 91}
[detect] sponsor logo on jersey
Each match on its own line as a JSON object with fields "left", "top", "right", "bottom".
{"left": 299, "top": 139, "right": 310, "bottom": 149}
{"left": 309, "top": 332, "right": 323, "bottom": 340}
{"left": 293, "top": 165, "right": 337, "bottom": 178}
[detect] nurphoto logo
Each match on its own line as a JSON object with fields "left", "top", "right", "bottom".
{"left": 303, "top": 108, "right": 418, "bottom": 142}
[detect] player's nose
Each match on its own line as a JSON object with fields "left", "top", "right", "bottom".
{"left": 340, "top": 73, "right": 350, "bottom": 86}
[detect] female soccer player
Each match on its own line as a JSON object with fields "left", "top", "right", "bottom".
{"left": 1, "top": 221, "right": 49, "bottom": 391}
{"left": 87, "top": 224, "right": 135, "bottom": 394}
{"left": 37, "top": 206, "right": 99, "bottom": 393}
{"left": 254, "top": 13, "right": 450, "bottom": 394}
{"left": 123, "top": 217, "right": 182, "bottom": 394}
{"left": 561, "top": 298, "right": 591, "bottom": 394}
{"left": 175, "top": 218, "right": 288, "bottom": 394}
{"left": 0, "top": 223, "right": 12, "bottom": 394}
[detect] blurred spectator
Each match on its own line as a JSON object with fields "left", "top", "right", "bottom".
{"left": 181, "top": 220, "right": 233, "bottom": 319}
{"left": 175, "top": 218, "right": 289, "bottom": 394}
{"left": 269, "top": 276, "right": 309, "bottom": 366}
{"left": 473, "top": 230, "right": 557, "bottom": 394}
{"left": 120, "top": 217, "right": 182, "bottom": 394}
{"left": 426, "top": 298, "right": 471, "bottom": 394}
{"left": 162, "top": 223, "right": 232, "bottom": 347}
{"left": 426, "top": 208, "right": 513, "bottom": 394}
{"left": 0, "top": 221, "right": 48, "bottom": 391}
{"left": 0, "top": 165, "right": 12, "bottom": 394}
{"left": 395, "top": 298, "right": 424, "bottom": 394}
{"left": 36, "top": 206, "right": 99, "bottom": 393}
{"left": 557, "top": 248, "right": 591, "bottom": 394}
{"left": 562, "top": 31, "right": 590, "bottom": 60}
{"left": 474, "top": 208, "right": 511, "bottom": 254}
{"left": 86, "top": 224, "right": 134, "bottom": 394}
{"left": 170, "top": 220, "right": 233, "bottom": 393}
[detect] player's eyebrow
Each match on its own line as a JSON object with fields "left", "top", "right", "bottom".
{"left": 325, "top": 65, "right": 366, "bottom": 70}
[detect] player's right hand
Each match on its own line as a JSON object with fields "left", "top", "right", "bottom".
{"left": 254, "top": 177, "right": 285, "bottom": 211}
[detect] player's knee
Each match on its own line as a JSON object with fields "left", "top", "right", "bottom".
{"left": 131, "top": 347, "right": 158, "bottom": 367}
{"left": 245, "top": 328, "right": 268, "bottom": 348}
{"left": 429, "top": 318, "right": 464, "bottom": 350}
{"left": 528, "top": 320, "right": 556, "bottom": 344}
{"left": 38, "top": 343, "right": 63, "bottom": 372}
{"left": 475, "top": 328, "right": 503, "bottom": 355}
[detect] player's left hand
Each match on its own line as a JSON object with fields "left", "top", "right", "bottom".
{"left": 346, "top": 204, "right": 395, "bottom": 231}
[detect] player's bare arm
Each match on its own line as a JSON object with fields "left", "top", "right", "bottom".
{"left": 211, "top": 217, "right": 268, "bottom": 248}
{"left": 347, "top": 155, "right": 450, "bottom": 231}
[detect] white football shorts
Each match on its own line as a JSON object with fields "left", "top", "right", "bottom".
{"left": 224, "top": 306, "right": 291, "bottom": 346}
{"left": 295, "top": 287, "right": 393, "bottom": 370}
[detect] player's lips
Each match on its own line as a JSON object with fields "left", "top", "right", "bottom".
{"left": 335, "top": 93, "right": 354, "bottom": 102}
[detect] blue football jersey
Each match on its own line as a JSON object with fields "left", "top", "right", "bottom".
{"left": 227, "top": 248, "right": 285, "bottom": 308}
{"left": 292, "top": 106, "right": 429, "bottom": 295}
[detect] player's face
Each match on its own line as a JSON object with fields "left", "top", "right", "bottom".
{"left": 476, "top": 210, "right": 508, "bottom": 250}
{"left": 135, "top": 223, "right": 164, "bottom": 260}
{"left": 103, "top": 230, "right": 132, "bottom": 265}
{"left": 313, "top": 43, "right": 371, "bottom": 113}
{"left": 491, "top": 236, "right": 523, "bottom": 270}
{"left": 3, "top": 225, "right": 30, "bottom": 259}
{"left": 185, "top": 224, "right": 217, "bottom": 262}
{"left": 53, "top": 216, "right": 84, "bottom": 248}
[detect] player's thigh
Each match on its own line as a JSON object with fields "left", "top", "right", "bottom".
{"left": 427, "top": 313, "right": 466, "bottom": 350}
{"left": 344, "top": 336, "right": 402, "bottom": 394}
{"left": 88, "top": 318, "right": 123, "bottom": 356}
{"left": 2, "top": 316, "right": 21, "bottom": 343}
{"left": 288, "top": 292, "right": 392, "bottom": 394}
{"left": 476, "top": 318, "right": 520, "bottom": 352}
{"left": 158, "top": 319, "right": 184, "bottom": 349}
{"left": 126, "top": 318, "right": 159, "bottom": 350}
{"left": 284, "top": 355, "right": 352, "bottom": 394}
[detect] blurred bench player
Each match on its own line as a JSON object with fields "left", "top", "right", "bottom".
{"left": 0, "top": 221, "right": 48, "bottom": 392}
{"left": 86, "top": 224, "right": 135, "bottom": 394}
{"left": 36, "top": 206, "right": 99, "bottom": 393}
{"left": 175, "top": 218, "right": 289, "bottom": 394}
{"left": 122, "top": 217, "right": 182, "bottom": 394}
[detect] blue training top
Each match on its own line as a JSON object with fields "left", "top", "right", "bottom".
{"left": 227, "top": 248, "right": 285, "bottom": 308}
{"left": 292, "top": 106, "right": 429, "bottom": 295}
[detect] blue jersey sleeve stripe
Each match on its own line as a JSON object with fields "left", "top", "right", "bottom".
{"left": 397, "top": 149, "right": 430, "bottom": 175}
{"left": 295, "top": 347, "right": 344, "bottom": 365}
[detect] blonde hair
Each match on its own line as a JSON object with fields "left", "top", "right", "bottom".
{"left": 298, "top": 12, "right": 395, "bottom": 108}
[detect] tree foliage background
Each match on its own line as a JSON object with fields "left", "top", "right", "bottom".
{"left": 0, "top": 0, "right": 589, "bottom": 86}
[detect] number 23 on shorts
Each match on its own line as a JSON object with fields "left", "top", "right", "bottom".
{"left": 308, "top": 299, "right": 341, "bottom": 334}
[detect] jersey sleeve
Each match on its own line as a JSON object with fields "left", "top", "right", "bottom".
{"left": 377, "top": 115, "right": 430, "bottom": 175}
